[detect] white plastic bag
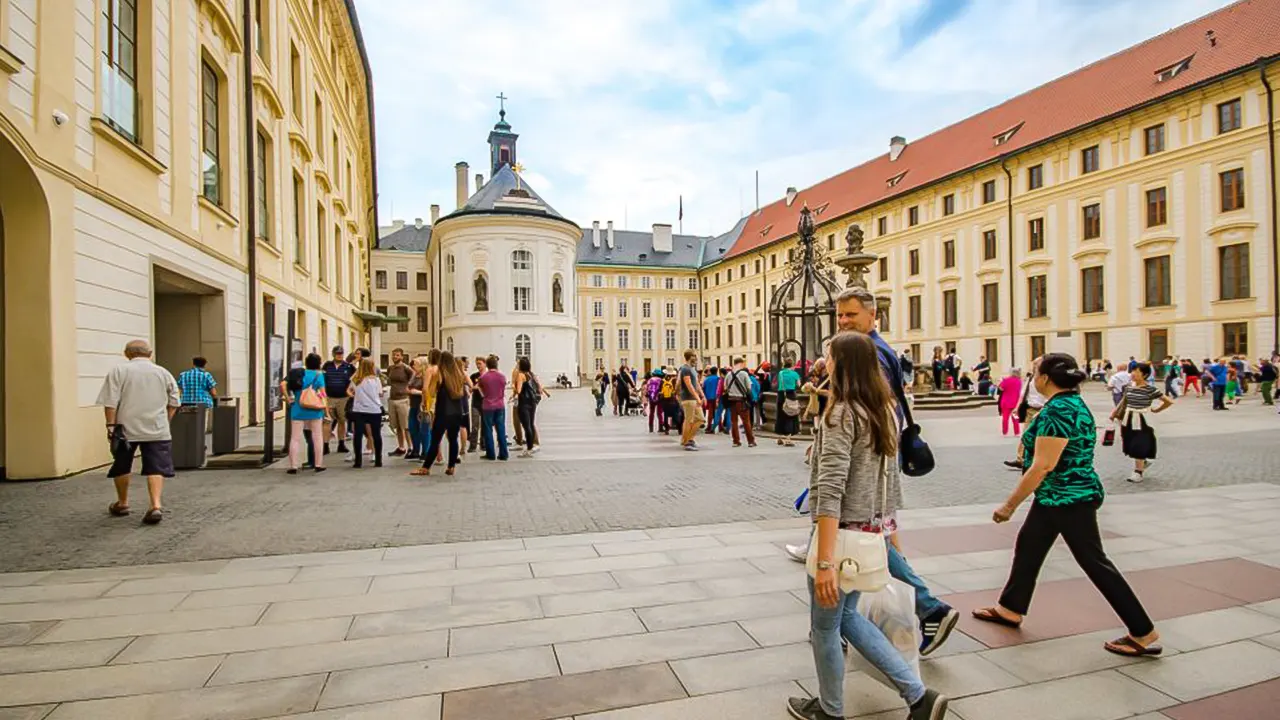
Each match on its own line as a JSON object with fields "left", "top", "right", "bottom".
{"left": 856, "top": 578, "right": 921, "bottom": 677}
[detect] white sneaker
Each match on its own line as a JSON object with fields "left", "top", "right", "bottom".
{"left": 785, "top": 543, "right": 808, "bottom": 563}
{"left": 1127, "top": 471, "right": 1144, "bottom": 484}
{"left": 529, "top": 446, "right": 541, "bottom": 455}
{"left": 518, "top": 450, "right": 534, "bottom": 459}
{"left": 344, "top": 454, "right": 354, "bottom": 463}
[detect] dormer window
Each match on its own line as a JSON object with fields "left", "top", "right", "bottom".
{"left": 1155, "top": 55, "right": 1193, "bottom": 83}
{"left": 815, "top": 202, "right": 830, "bottom": 215}
{"left": 886, "top": 171, "right": 907, "bottom": 189}
{"left": 759, "top": 224, "right": 773, "bottom": 237}
{"left": 993, "top": 121, "right": 1025, "bottom": 147}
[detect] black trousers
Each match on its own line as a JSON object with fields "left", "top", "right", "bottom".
{"left": 517, "top": 403, "right": 537, "bottom": 450}
{"left": 999, "top": 500, "right": 1154, "bottom": 638}
{"left": 424, "top": 414, "right": 461, "bottom": 468}
{"left": 351, "top": 412, "right": 383, "bottom": 467}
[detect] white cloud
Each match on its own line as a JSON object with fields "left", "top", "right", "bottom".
{"left": 360, "top": 0, "right": 1235, "bottom": 237}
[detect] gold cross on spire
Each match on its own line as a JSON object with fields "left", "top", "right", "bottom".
{"left": 511, "top": 162, "right": 525, "bottom": 191}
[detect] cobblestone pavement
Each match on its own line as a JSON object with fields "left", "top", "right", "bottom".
{"left": 0, "top": 387, "right": 1275, "bottom": 571}
{"left": 2, "top": 484, "right": 1279, "bottom": 719}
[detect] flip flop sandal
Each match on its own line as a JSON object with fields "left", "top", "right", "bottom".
{"left": 971, "top": 607, "right": 1022, "bottom": 628}
{"left": 1104, "top": 636, "right": 1163, "bottom": 657}
{"left": 142, "top": 509, "right": 163, "bottom": 525}
{"left": 108, "top": 502, "right": 130, "bottom": 517}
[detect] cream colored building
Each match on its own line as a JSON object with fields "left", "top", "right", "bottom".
{"left": 0, "top": 0, "right": 377, "bottom": 479}
{"left": 372, "top": 215, "right": 435, "bottom": 364}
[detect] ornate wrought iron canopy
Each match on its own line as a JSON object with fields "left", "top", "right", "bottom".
{"left": 768, "top": 205, "right": 841, "bottom": 369}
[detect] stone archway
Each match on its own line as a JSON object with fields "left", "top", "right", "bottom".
{"left": 0, "top": 131, "right": 56, "bottom": 479}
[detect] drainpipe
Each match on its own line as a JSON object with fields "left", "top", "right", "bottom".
{"left": 1001, "top": 159, "right": 1016, "bottom": 368}
{"left": 1261, "top": 59, "right": 1278, "bottom": 355}
{"left": 242, "top": 0, "right": 258, "bottom": 425}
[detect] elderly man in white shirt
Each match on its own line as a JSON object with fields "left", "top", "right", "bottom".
{"left": 1107, "top": 367, "right": 1133, "bottom": 407}
{"left": 97, "top": 339, "right": 182, "bottom": 525}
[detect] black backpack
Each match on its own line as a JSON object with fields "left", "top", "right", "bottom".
{"left": 521, "top": 373, "right": 542, "bottom": 405}
{"left": 285, "top": 367, "right": 306, "bottom": 393}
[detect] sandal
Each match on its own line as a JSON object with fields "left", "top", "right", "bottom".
{"left": 142, "top": 508, "right": 163, "bottom": 525}
{"left": 108, "top": 502, "right": 130, "bottom": 517}
{"left": 409, "top": 468, "right": 431, "bottom": 476}
{"left": 445, "top": 467, "right": 456, "bottom": 476}
{"left": 971, "top": 607, "right": 1022, "bottom": 628}
{"left": 1104, "top": 636, "right": 1163, "bottom": 657}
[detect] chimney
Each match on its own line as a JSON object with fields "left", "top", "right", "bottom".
{"left": 455, "top": 161, "right": 469, "bottom": 210}
{"left": 785, "top": 187, "right": 798, "bottom": 207}
{"left": 889, "top": 136, "right": 907, "bottom": 162}
{"left": 652, "top": 223, "right": 673, "bottom": 253}
{"left": 591, "top": 221, "right": 601, "bottom": 248}
{"left": 414, "top": 217, "right": 423, "bottom": 229}
{"left": 429, "top": 204, "right": 440, "bottom": 224}
{"left": 475, "top": 173, "right": 484, "bottom": 191}
{"left": 606, "top": 220, "right": 615, "bottom": 249}
{"left": 392, "top": 219, "right": 405, "bottom": 229}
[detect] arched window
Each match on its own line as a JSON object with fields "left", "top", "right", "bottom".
{"left": 511, "top": 249, "right": 533, "bottom": 311}
{"left": 473, "top": 272, "right": 489, "bottom": 312}
{"left": 445, "top": 254, "right": 456, "bottom": 313}
{"left": 551, "top": 275, "right": 564, "bottom": 313}
{"left": 446, "top": 336, "right": 454, "bottom": 354}
{"left": 515, "top": 333, "right": 531, "bottom": 360}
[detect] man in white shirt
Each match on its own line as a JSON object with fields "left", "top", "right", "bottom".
{"left": 1107, "top": 367, "right": 1132, "bottom": 406}
{"left": 96, "top": 340, "right": 182, "bottom": 525}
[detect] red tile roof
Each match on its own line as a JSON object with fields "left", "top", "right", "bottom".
{"left": 725, "top": 0, "right": 1280, "bottom": 261}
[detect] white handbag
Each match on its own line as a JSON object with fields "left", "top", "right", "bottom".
{"left": 806, "top": 455, "right": 891, "bottom": 594}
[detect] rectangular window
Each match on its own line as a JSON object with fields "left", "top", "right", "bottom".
{"left": 1081, "top": 266, "right": 1105, "bottom": 313}
{"left": 395, "top": 306, "right": 408, "bottom": 333}
{"left": 1082, "top": 203, "right": 1101, "bottom": 240}
{"left": 942, "top": 194, "right": 955, "bottom": 216}
{"left": 618, "top": 328, "right": 629, "bottom": 351}
{"left": 688, "top": 277, "right": 698, "bottom": 290}
{"left": 316, "top": 205, "right": 327, "bottom": 279}
{"left": 878, "top": 217, "right": 888, "bottom": 236}
{"left": 1217, "top": 98, "right": 1242, "bottom": 134}
{"left": 200, "top": 60, "right": 221, "bottom": 205}
{"left": 642, "top": 329, "right": 653, "bottom": 351}
{"left": 395, "top": 271, "right": 407, "bottom": 290}
{"left": 1219, "top": 243, "right": 1250, "bottom": 300}
{"left": 982, "top": 283, "right": 999, "bottom": 323}
{"left": 1144, "top": 255, "right": 1171, "bottom": 307}
{"left": 943, "top": 240, "right": 955, "bottom": 269}
{"left": 690, "top": 329, "right": 700, "bottom": 349}
{"left": 1028, "top": 275, "right": 1048, "bottom": 318}
{"left": 1028, "top": 217, "right": 1044, "bottom": 251}
{"left": 618, "top": 300, "right": 628, "bottom": 318}
{"left": 617, "top": 275, "right": 628, "bottom": 289}
{"left": 1031, "top": 335, "right": 1046, "bottom": 359}
{"left": 1146, "top": 187, "right": 1167, "bottom": 227}
{"left": 827, "top": 234, "right": 835, "bottom": 251}
{"left": 417, "top": 307, "right": 429, "bottom": 333}
{"left": 641, "top": 301, "right": 652, "bottom": 319}
{"left": 1144, "top": 124, "right": 1165, "bottom": 155}
{"left": 1084, "top": 331, "right": 1102, "bottom": 363}
{"left": 908, "top": 249, "right": 920, "bottom": 275}
{"left": 375, "top": 270, "right": 386, "bottom": 289}
{"left": 416, "top": 272, "right": 427, "bottom": 290}
{"left": 908, "top": 206, "right": 919, "bottom": 227}
{"left": 727, "top": 325, "right": 734, "bottom": 346}
{"left": 255, "top": 130, "right": 270, "bottom": 241}
{"left": 665, "top": 277, "right": 675, "bottom": 290}
{"left": 1220, "top": 168, "right": 1245, "bottom": 212}
{"left": 1027, "top": 164, "right": 1043, "bottom": 191}
{"left": 982, "top": 180, "right": 996, "bottom": 204}
{"left": 101, "top": 0, "right": 140, "bottom": 141}
{"left": 592, "top": 328, "right": 604, "bottom": 351}
{"left": 665, "top": 328, "right": 676, "bottom": 349}
{"left": 1081, "top": 145, "right": 1099, "bottom": 174}
{"left": 715, "top": 327, "right": 721, "bottom": 347}
{"left": 942, "top": 290, "right": 957, "bottom": 327}
{"left": 727, "top": 269, "right": 733, "bottom": 282}
{"left": 985, "top": 338, "right": 999, "bottom": 363}
{"left": 754, "top": 288, "right": 761, "bottom": 307}
{"left": 290, "top": 44, "right": 302, "bottom": 117}
{"left": 908, "top": 296, "right": 921, "bottom": 330}
{"left": 513, "top": 286, "right": 531, "bottom": 311}
{"left": 689, "top": 302, "right": 698, "bottom": 318}
{"left": 640, "top": 276, "right": 651, "bottom": 289}
{"left": 1223, "top": 322, "right": 1248, "bottom": 355}
{"left": 314, "top": 93, "right": 324, "bottom": 161}
{"left": 983, "top": 229, "right": 997, "bottom": 260}
{"left": 292, "top": 173, "right": 305, "bottom": 265}
{"left": 590, "top": 274, "right": 603, "bottom": 288}
{"left": 333, "top": 225, "right": 342, "bottom": 294}
{"left": 878, "top": 257, "right": 887, "bottom": 282}
{"left": 592, "top": 300, "right": 603, "bottom": 317}
{"left": 665, "top": 302, "right": 675, "bottom": 319}
{"left": 728, "top": 296, "right": 733, "bottom": 313}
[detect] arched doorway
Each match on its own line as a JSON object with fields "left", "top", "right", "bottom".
{"left": 0, "top": 130, "right": 55, "bottom": 479}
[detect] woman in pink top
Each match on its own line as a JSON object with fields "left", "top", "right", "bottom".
{"left": 998, "top": 368, "right": 1024, "bottom": 436}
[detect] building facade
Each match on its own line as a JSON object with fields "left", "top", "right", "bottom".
{"left": 372, "top": 217, "right": 434, "bottom": 364}
{"left": 0, "top": 0, "right": 377, "bottom": 479}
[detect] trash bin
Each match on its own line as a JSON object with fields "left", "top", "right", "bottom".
{"left": 212, "top": 397, "right": 240, "bottom": 455}
{"left": 171, "top": 405, "right": 207, "bottom": 469}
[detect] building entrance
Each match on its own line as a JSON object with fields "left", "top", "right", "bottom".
{"left": 152, "top": 266, "right": 228, "bottom": 402}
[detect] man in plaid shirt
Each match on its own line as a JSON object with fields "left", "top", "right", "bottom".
{"left": 177, "top": 357, "right": 218, "bottom": 407}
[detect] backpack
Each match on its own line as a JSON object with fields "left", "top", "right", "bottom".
{"left": 521, "top": 373, "right": 542, "bottom": 405}
{"left": 660, "top": 376, "right": 676, "bottom": 399}
{"left": 285, "top": 367, "right": 306, "bottom": 393}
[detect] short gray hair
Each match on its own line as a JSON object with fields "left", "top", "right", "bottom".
{"left": 836, "top": 287, "right": 876, "bottom": 309}
{"left": 124, "top": 339, "right": 152, "bottom": 358}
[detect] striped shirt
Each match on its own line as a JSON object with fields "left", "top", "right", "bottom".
{"left": 1121, "top": 384, "right": 1163, "bottom": 411}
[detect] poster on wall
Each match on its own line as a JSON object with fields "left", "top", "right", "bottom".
{"left": 290, "top": 338, "right": 303, "bottom": 368}
{"left": 267, "top": 334, "right": 285, "bottom": 413}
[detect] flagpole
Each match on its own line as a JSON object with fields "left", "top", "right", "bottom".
{"left": 679, "top": 194, "right": 683, "bottom": 235}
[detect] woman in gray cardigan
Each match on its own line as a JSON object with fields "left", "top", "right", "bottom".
{"left": 787, "top": 332, "right": 948, "bottom": 720}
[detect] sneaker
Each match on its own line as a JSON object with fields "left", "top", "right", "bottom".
{"left": 786, "top": 697, "right": 840, "bottom": 720}
{"left": 919, "top": 607, "right": 959, "bottom": 656}
{"left": 518, "top": 450, "right": 534, "bottom": 458}
{"left": 1003, "top": 460, "right": 1022, "bottom": 470}
{"left": 530, "top": 446, "right": 541, "bottom": 455}
{"left": 389, "top": 448, "right": 405, "bottom": 457}
{"left": 748, "top": 442, "right": 757, "bottom": 448}
{"left": 785, "top": 543, "right": 808, "bottom": 563}
{"left": 909, "top": 688, "right": 949, "bottom": 720}
{"left": 684, "top": 443, "right": 700, "bottom": 451}
{"left": 1127, "top": 471, "right": 1144, "bottom": 484}
{"left": 337, "top": 443, "right": 348, "bottom": 454}
{"left": 344, "top": 454, "right": 354, "bottom": 463}
{"left": 404, "top": 451, "right": 420, "bottom": 460}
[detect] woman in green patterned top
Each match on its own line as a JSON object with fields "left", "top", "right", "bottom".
{"left": 972, "top": 353, "right": 1162, "bottom": 658}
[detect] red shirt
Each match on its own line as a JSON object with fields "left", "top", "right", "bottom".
{"left": 477, "top": 371, "right": 508, "bottom": 411}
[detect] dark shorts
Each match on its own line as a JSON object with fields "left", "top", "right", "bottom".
{"left": 107, "top": 437, "right": 175, "bottom": 478}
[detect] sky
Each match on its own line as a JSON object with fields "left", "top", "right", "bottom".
{"left": 358, "top": 0, "right": 1235, "bottom": 238}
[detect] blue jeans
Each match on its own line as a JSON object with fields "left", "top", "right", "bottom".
{"left": 808, "top": 577, "right": 925, "bottom": 716}
{"left": 888, "top": 543, "right": 947, "bottom": 619}
{"left": 1211, "top": 383, "right": 1226, "bottom": 409}
{"left": 712, "top": 399, "right": 730, "bottom": 431}
{"left": 481, "top": 408, "right": 508, "bottom": 460}
{"left": 408, "top": 406, "right": 423, "bottom": 456}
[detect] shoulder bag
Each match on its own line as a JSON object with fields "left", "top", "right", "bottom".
{"left": 805, "top": 454, "right": 891, "bottom": 593}
{"left": 804, "top": 378, "right": 828, "bottom": 419}
{"left": 881, "top": 346, "right": 934, "bottom": 476}
{"left": 782, "top": 395, "right": 802, "bottom": 417}
{"left": 299, "top": 375, "right": 327, "bottom": 411}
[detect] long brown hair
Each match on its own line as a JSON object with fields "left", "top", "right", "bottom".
{"left": 352, "top": 358, "right": 378, "bottom": 386}
{"left": 824, "top": 332, "right": 897, "bottom": 457}
{"left": 435, "top": 350, "right": 465, "bottom": 399}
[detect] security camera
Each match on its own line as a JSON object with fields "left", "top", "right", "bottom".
{"left": 52, "top": 110, "right": 68, "bottom": 126}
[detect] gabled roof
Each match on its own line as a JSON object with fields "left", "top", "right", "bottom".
{"left": 377, "top": 224, "right": 432, "bottom": 252}
{"left": 575, "top": 227, "right": 709, "bottom": 269}
{"left": 699, "top": 216, "right": 750, "bottom": 268}
{"left": 440, "top": 164, "right": 575, "bottom": 227}
{"left": 728, "top": 0, "right": 1280, "bottom": 259}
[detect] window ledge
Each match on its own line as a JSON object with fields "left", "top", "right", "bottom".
{"left": 1071, "top": 244, "right": 1110, "bottom": 262}
{"left": 1135, "top": 231, "right": 1178, "bottom": 251}
{"left": 293, "top": 262, "right": 311, "bottom": 277}
{"left": 257, "top": 238, "right": 282, "bottom": 257}
{"left": 1140, "top": 304, "right": 1177, "bottom": 311}
{"left": 1019, "top": 257, "right": 1053, "bottom": 271}
{"left": 1212, "top": 297, "right": 1255, "bottom": 305}
{"left": 197, "top": 195, "right": 238, "bottom": 226}
{"left": 1207, "top": 217, "right": 1258, "bottom": 236}
{"left": 1079, "top": 310, "right": 1107, "bottom": 317}
{"left": 318, "top": 281, "right": 331, "bottom": 292}
{"left": 0, "top": 43, "right": 24, "bottom": 75}
{"left": 91, "top": 118, "right": 167, "bottom": 174}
